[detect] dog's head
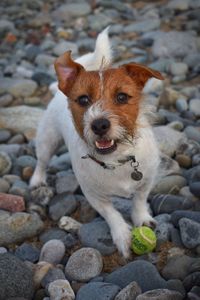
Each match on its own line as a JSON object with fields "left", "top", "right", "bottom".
{"left": 55, "top": 51, "right": 164, "bottom": 157}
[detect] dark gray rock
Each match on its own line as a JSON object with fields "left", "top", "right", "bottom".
{"left": 136, "top": 289, "right": 183, "bottom": 300}
{"left": 55, "top": 170, "right": 79, "bottom": 194}
{"left": 189, "top": 182, "right": 200, "bottom": 197}
{"left": 170, "top": 228, "right": 183, "bottom": 247}
{"left": 114, "top": 281, "right": 141, "bottom": 300}
{"left": 0, "top": 129, "right": 11, "bottom": 143}
{"left": 166, "top": 279, "right": 186, "bottom": 296}
{"left": 151, "top": 195, "right": 193, "bottom": 215}
{"left": 25, "top": 45, "right": 42, "bottom": 62}
{"left": 39, "top": 228, "right": 77, "bottom": 248}
{"left": 32, "top": 72, "right": 55, "bottom": 86}
{"left": 0, "top": 253, "right": 34, "bottom": 299}
{"left": 79, "top": 220, "right": 116, "bottom": 255}
{"left": 0, "top": 178, "right": 10, "bottom": 193}
{"left": 179, "top": 218, "right": 200, "bottom": 249}
{"left": 41, "top": 267, "right": 66, "bottom": 289}
{"left": 65, "top": 247, "right": 103, "bottom": 282}
{"left": 105, "top": 260, "right": 167, "bottom": 291}
{"left": 161, "top": 255, "right": 199, "bottom": 280}
{"left": 49, "top": 193, "right": 78, "bottom": 221}
{"left": 155, "top": 222, "right": 174, "bottom": 248}
{"left": 171, "top": 211, "right": 200, "bottom": 226}
{"left": 187, "top": 286, "right": 200, "bottom": 300}
{"left": 183, "top": 272, "right": 200, "bottom": 292}
{"left": 184, "top": 165, "right": 200, "bottom": 184}
{"left": 76, "top": 282, "right": 120, "bottom": 300}
{"left": 15, "top": 242, "right": 40, "bottom": 263}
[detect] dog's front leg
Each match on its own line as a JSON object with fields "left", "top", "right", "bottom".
{"left": 84, "top": 192, "right": 131, "bottom": 258}
{"left": 131, "top": 180, "right": 156, "bottom": 228}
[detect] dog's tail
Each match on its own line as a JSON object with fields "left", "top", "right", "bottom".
{"left": 50, "top": 27, "right": 112, "bottom": 95}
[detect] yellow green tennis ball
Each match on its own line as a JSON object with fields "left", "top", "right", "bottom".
{"left": 131, "top": 226, "right": 157, "bottom": 255}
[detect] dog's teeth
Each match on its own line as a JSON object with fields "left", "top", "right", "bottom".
{"left": 95, "top": 140, "right": 114, "bottom": 149}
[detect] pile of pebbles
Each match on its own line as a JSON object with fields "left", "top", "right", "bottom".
{"left": 0, "top": 0, "right": 200, "bottom": 299}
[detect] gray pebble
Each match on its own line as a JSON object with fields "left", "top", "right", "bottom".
{"left": 105, "top": 260, "right": 167, "bottom": 291}
{"left": 136, "top": 288, "right": 183, "bottom": 300}
{"left": 162, "top": 254, "right": 199, "bottom": 280}
{"left": 39, "top": 239, "right": 65, "bottom": 264}
{"left": 189, "top": 99, "right": 200, "bottom": 117}
{"left": 49, "top": 193, "right": 78, "bottom": 221}
{"left": 65, "top": 247, "right": 103, "bottom": 282}
{"left": 16, "top": 155, "right": 36, "bottom": 169}
{"left": 15, "top": 242, "right": 40, "bottom": 263}
{"left": 155, "top": 222, "right": 174, "bottom": 248}
{"left": 0, "top": 253, "right": 34, "bottom": 299}
{"left": 53, "top": 41, "right": 78, "bottom": 56}
{"left": 176, "top": 98, "right": 188, "bottom": 112}
{"left": 170, "top": 62, "right": 188, "bottom": 76}
{"left": 9, "top": 180, "right": 29, "bottom": 199}
{"left": 184, "top": 126, "right": 200, "bottom": 143}
{"left": 79, "top": 220, "right": 116, "bottom": 255}
{"left": 8, "top": 79, "right": 37, "bottom": 97}
{"left": 151, "top": 194, "right": 192, "bottom": 215}
{"left": 39, "top": 228, "right": 77, "bottom": 248}
{"left": 189, "top": 181, "right": 200, "bottom": 197}
{"left": 7, "top": 133, "right": 25, "bottom": 144}
{"left": 0, "top": 129, "right": 11, "bottom": 143}
{"left": 56, "top": 170, "right": 79, "bottom": 194}
{"left": 0, "top": 247, "right": 7, "bottom": 254}
{"left": 48, "top": 279, "right": 75, "bottom": 300}
{"left": 0, "top": 212, "right": 44, "bottom": 246}
{"left": 114, "top": 281, "right": 141, "bottom": 300}
{"left": 30, "top": 185, "right": 54, "bottom": 206}
{"left": 0, "top": 94, "right": 13, "bottom": 107}
{"left": 183, "top": 272, "right": 200, "bottom": 292}
{"left": 171, "top": 210, "right": 200, "bottom": 226}
{"left": 179, "top": 218, "right": 200, "bottom": 249}
{"left": 41, "top": 267, "right": 66, "bottom": 289}
{"left": 0, "top": 178, "right": 10, "bottom": 193}
{"left": 76, "top": 282, "right": 120, "bottom": 300}
{"left": 0, "top": 151, "right": 12, "bottom": 176}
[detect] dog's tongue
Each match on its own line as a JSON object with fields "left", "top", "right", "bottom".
{"left": 95, "top": 140, "right": 114, "bottom": 149}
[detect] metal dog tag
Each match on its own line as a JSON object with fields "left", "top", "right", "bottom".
{"left": 131, "top": 170, "right": 143, "bottom": 181}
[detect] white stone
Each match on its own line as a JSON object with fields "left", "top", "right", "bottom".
{"left": 59, "top": 216, "right": 82, "bottom": 233}
{"left": 48, "top": 279, "right": 75, "bottom": 300}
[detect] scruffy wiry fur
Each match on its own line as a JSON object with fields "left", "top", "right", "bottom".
{"left": 30, "top": 28, "right": 163, "bottom": 258}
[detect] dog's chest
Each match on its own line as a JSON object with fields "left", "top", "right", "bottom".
{"left": 71, "top": 153, "right": 139, "bottom": 198}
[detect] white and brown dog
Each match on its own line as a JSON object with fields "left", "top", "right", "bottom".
{"left": 30, "top": 28, "right": 164, "bottom": 258}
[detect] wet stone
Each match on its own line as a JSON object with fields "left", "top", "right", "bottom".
{"left": 76, "top": 282, "right": 120, "bottom": 300}
{"left": 15, "top": 242, "right": 40, "bottom": 263}
{"left": 79, "top": 220, "right": 116, "bottom": 255}
{"left": 105, "top": 260, "right": 167, "bottom": 291}
{"left": 179, "top": 218, "right": 200, "bottom": 249}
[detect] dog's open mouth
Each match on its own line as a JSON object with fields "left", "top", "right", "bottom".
{"left": 95, "top": 139, "right": 117, "bottom": 154}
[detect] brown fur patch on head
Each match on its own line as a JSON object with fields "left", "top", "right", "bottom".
{"left": 55, "top": 52, "right": 164, "bottom": 140}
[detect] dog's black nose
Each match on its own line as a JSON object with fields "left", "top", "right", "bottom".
{"left": 91, "top": 118, "right": 111, "bottom": 135}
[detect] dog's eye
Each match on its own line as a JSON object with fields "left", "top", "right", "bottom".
{"left": 116, "top": 93, "right": 129, "bottom": 104}
{"left": 77, "top": 95, "right": 90, "bottom": 107}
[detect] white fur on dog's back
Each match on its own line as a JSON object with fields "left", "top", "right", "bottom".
{"left": 50, "top": 27, "right": 112, "bottom": 95}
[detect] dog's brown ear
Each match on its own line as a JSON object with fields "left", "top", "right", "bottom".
{"left": 122, "top": 62, "right": 164, "bottom": 90}
{"left": 54, "top": 51, "right": 84, "bottom": 95}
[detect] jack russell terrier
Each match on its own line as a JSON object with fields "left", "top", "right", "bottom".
{"left": 30, "top": 28, "right": 164, "bottom": 258}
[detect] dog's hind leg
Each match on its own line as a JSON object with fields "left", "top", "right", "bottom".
{"left": 30, "top": 106, "right": 63, "bottom": 188}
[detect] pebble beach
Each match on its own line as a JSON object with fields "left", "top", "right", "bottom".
{"left": 0, "top": 0, "right": 200, "bottom": 299}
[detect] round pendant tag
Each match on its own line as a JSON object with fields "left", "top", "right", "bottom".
{"left": 131, "top": 170, "right": 143, "bottom": 181}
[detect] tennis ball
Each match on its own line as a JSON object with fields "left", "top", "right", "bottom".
{"left": 131, "top": 226, "right": 157, "bottom": 255}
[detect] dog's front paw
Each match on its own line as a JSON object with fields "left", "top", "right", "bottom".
{"left": 132, "top": 211, "right": 157, "bottom": 229}
{"left": 111, "top": 222, "right": 132, "bottom": 258}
